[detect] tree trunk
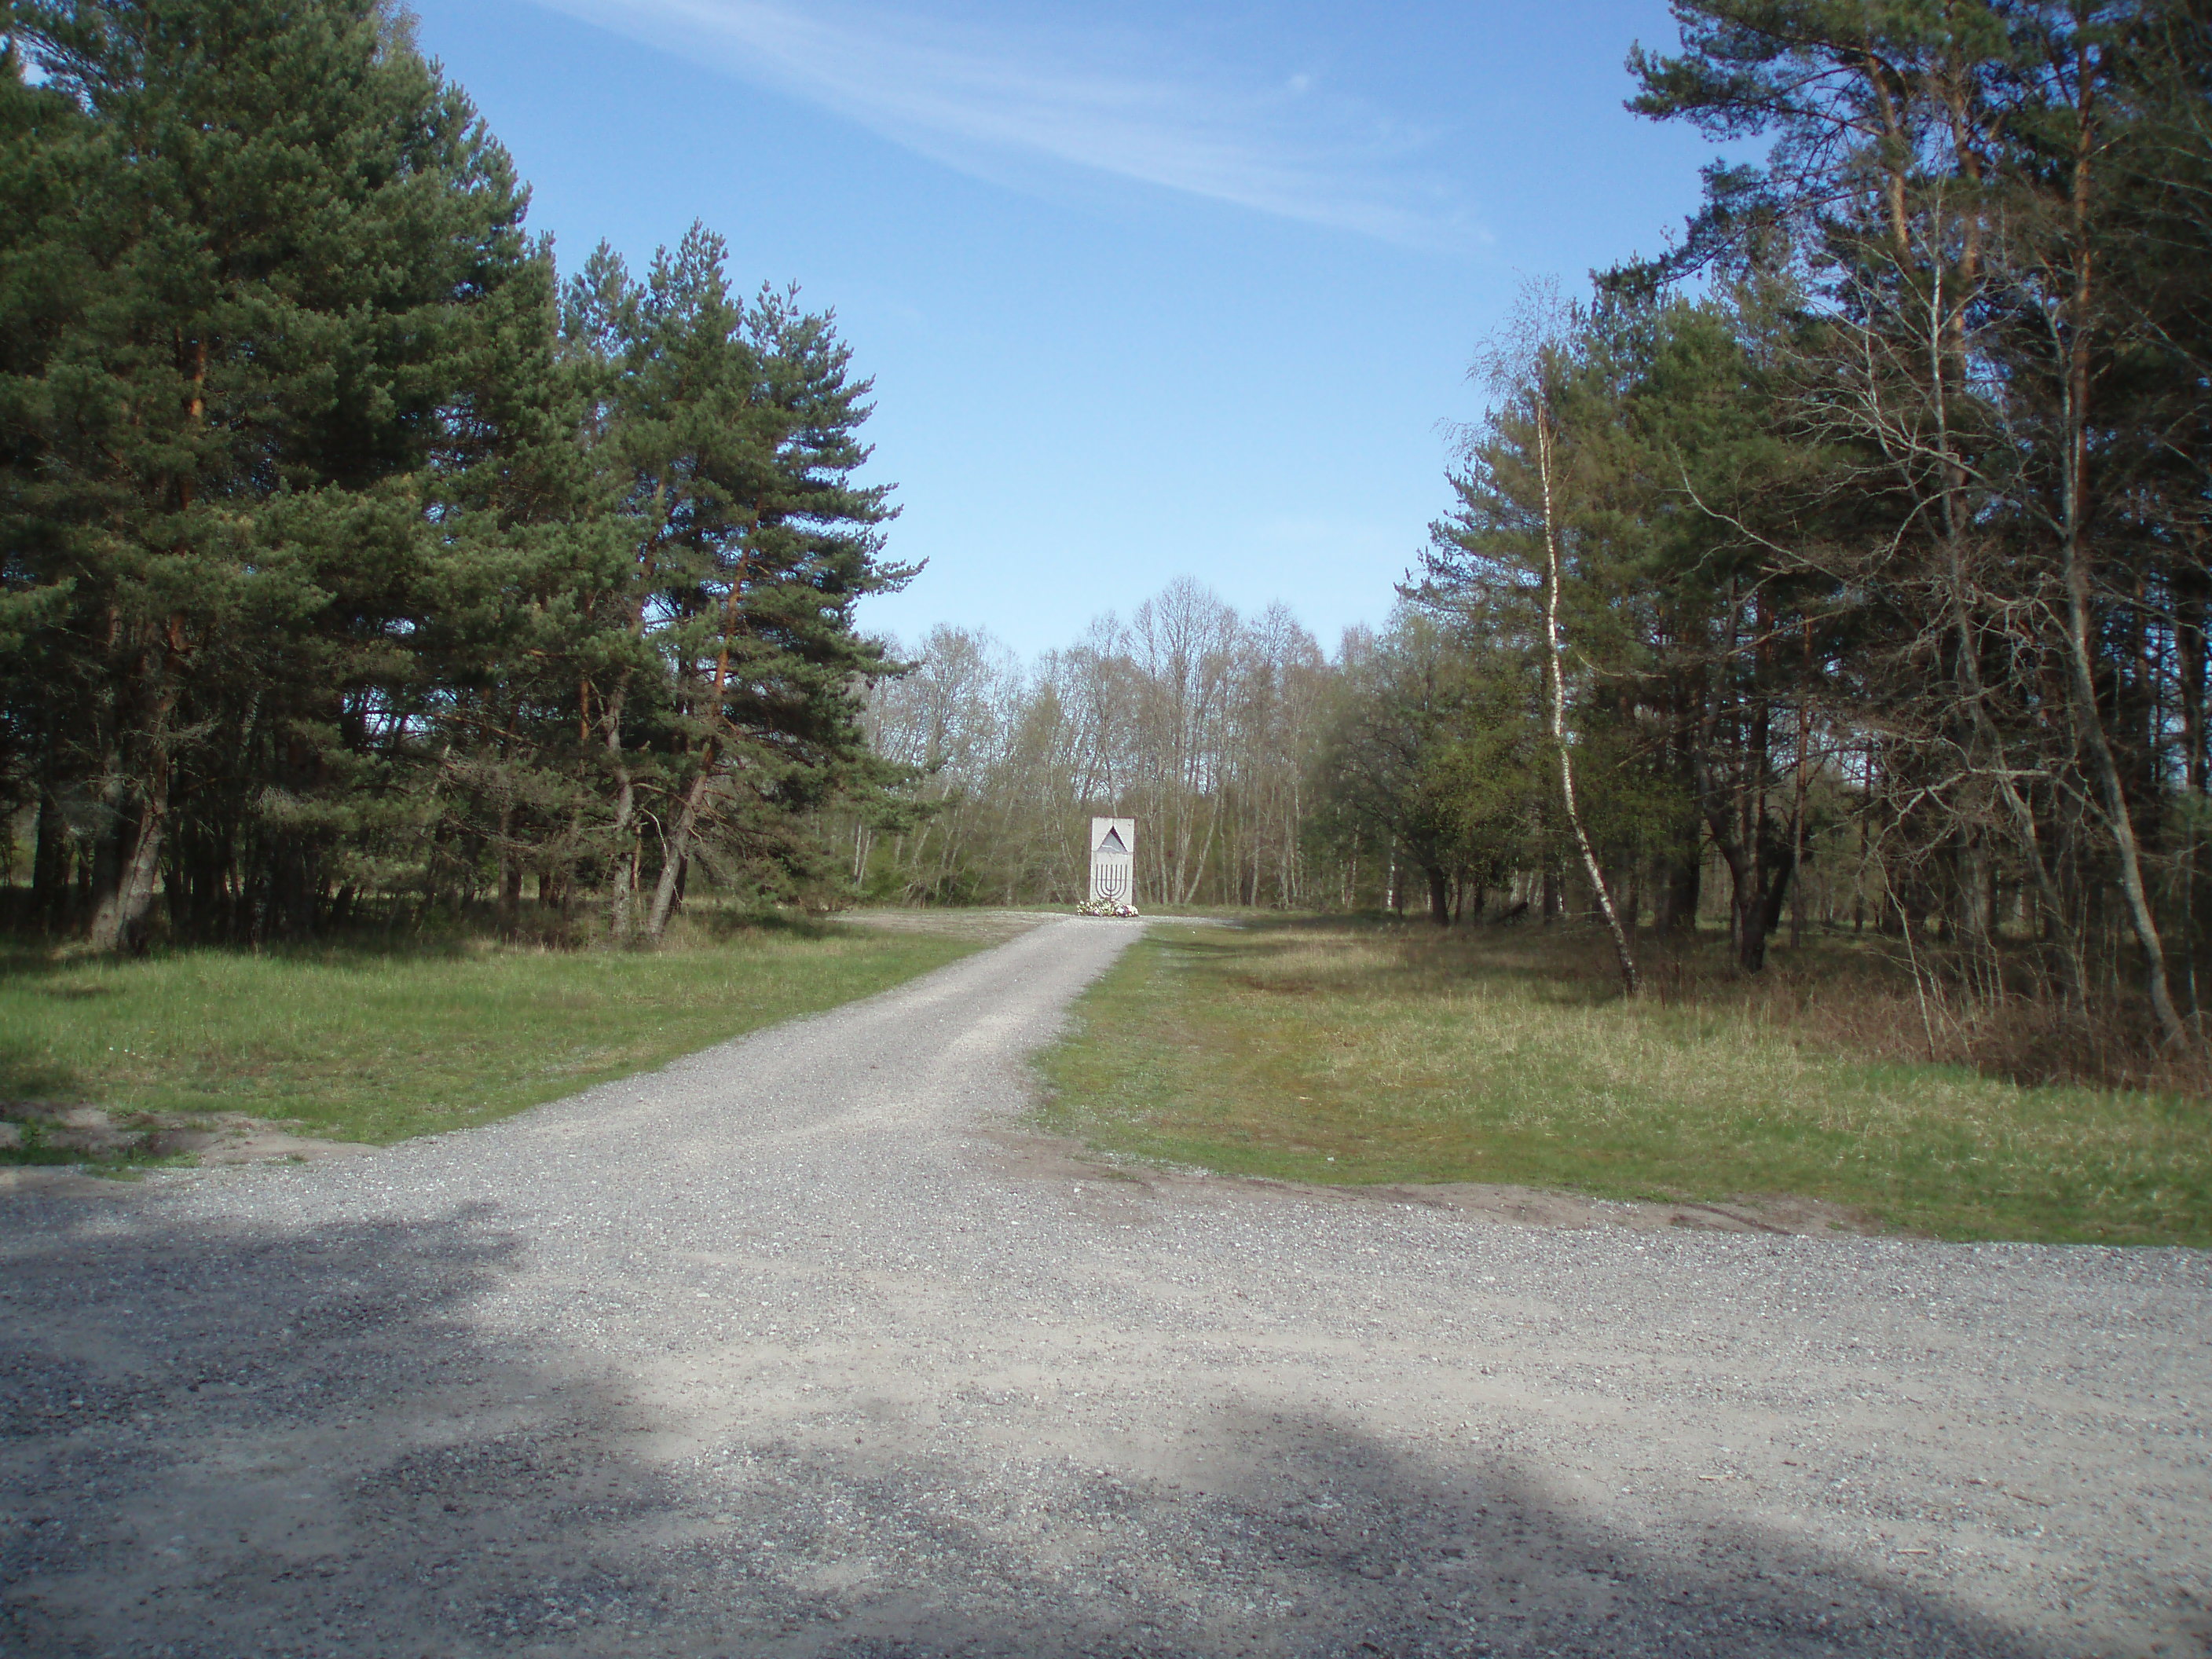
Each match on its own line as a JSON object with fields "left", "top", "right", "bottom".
{"left": 602, "top": 685, "right": 637, "bottom": 943}
{"left": 1756, "top": 843, "right": 1796, "bottom": 944}
{"left": 31, "top": 787, "right": 67, "bottom": 929}
{"left": 1426, "top": 863, "right": 1451, "bottom": 925}
{"left": 2181, "top": 565, "right": 2208, "bottom": 795}
{"left": 2066, "top": 566, "right": 2185, "bottom": 1043}
{"left": 88, "top": 655, "right": 177, "bottom": 954}
{"left": 88, "top": 773, "right": 167, "bottom": 953}
{"left": 2051, "top": 130, "right": 2186, "bottom": 1046}
{"left": 645, "top": 768, "right": 713, "bottom": 943}
{"left": 1178, "top": 793, "right": 1220, "bottom": 906}
{"left": 1531, "top": 386, "right": 1637, "bottom": 994}
{"left": 1655, "top": 848, "right": 1701, "bottom": 936}
{"left": 1714, "top": 841, "right": 1767, "bottom": 973}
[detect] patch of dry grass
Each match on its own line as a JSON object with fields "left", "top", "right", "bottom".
{"left": 1034, "top": 919, "right": 2210, "bottom": 1244}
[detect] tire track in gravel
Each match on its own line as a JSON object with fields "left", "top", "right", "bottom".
{"left": 0, "top": 916, "right": 2206, "bottom": 1659}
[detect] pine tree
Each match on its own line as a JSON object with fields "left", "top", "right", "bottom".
{"left": 2, "top": 0, "right": 530, "bottom": 946}
{"left": 0, "top": 35, "right": 101, "bottom": 927}
{"left": 559, "top": 227, "right": 908, "bottom": 941}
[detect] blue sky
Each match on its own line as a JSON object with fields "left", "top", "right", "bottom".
{"left": 408, "top": 1, "right": 1720, "bottom": 656}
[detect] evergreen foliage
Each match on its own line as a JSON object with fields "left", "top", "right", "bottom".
{"left": 0, "top": 1, "right": 906, "bottom": 945}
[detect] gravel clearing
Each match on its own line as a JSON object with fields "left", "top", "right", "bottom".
{"left": 2, "top": 917, "right": 2207, "bottom": 1659}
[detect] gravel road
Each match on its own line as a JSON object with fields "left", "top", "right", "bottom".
{"left": 2, "top": 917, "right": 2207, "bottom": 1659}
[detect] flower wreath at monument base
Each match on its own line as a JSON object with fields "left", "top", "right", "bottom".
{"left": 1075, "top": 898, "right": 1141, "bottom": 917}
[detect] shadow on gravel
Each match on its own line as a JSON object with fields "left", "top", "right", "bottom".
{"left": 0, "top": 1190, "right": 679, "bottom": 1659}
{"left": 0, "top": 1188, "right": 2046, "bottom": 1659}
{"left": 654, "top": 1416, "right": 2047, "bottom": 1659}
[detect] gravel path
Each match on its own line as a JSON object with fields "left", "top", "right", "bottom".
{"left": 2, "top": 917, "right": 2207, "bottom": 1659}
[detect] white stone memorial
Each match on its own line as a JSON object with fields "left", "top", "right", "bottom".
{"left": 1087, "top": 817, "right": 1136, "bottom": 910}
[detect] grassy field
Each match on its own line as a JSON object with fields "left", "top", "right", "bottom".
{"left": 0, "top": 917, "right": 980, "bottom": 1148}
{"left": 1034, "top": 919, "right": 2211, "bottom": 1246}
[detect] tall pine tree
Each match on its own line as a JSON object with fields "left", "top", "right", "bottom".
{"left": 2, "top": 0, "right": 529, "bottom": 946}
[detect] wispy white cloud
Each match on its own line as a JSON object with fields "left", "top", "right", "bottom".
{"left": 528, "top": 0, "right": 1476, "bottom": 247}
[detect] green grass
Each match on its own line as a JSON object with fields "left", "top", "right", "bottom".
{"left": 1034, "top": 919, "right": 2212, "bottom": 1246}
{"left": 0, "top": 919, "right": 980, "bottom": 1146}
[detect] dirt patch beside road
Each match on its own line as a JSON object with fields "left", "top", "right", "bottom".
{"left": 0, "top": 1101, "right": 377, "bottom": 1167}
{"left": 984, "top": 1130, "right": 1888, "bottom": 1236}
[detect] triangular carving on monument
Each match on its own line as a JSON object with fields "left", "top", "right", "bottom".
{"left": 1100, "top": 829, "right": 1126, "bottom": 853}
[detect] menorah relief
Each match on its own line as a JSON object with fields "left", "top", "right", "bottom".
{"left": 1084, "top": 818, "right": 1137, "bottom": 916}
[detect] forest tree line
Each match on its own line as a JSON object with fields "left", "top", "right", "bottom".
{"left": 5, "top": 0, "right": 2210, "bottom": 1074}
{"left": 851, "top": 0, "right": 2212, "bottom": 1060}
{"left": 0, "top": 0, "right": 906, "bottom": 948}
